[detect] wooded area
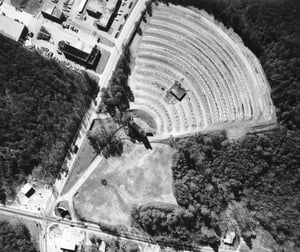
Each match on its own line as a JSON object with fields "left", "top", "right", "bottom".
{"left": 133, "top": 130, "right": 300, "bottom": 250}
{"left": 0, "top": 221, "right": 37, "bottom": 252}
{"left": 132, "top": 0, "right": 300, "bottom": 251}
{"left": 0, "top": 35, "right": 98, "bottom": 201}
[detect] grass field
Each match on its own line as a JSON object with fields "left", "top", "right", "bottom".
{"left": 61, "top": 136, "right": 96, "bottom": 194}
{"left": 74, "top": 142, "right": 177, "bottom": 227}
{"left": 96, "top": 48, "right": 111, "bottom": 74}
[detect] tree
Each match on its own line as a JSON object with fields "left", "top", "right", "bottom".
{"left": 88, "top": 124, "right": 123, "bottom": 158}
{"left": 0, "top": 34, "right": 98, "bottom": 200}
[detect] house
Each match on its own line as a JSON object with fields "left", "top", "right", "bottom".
{"left": 41, "top": 4, "right": 65, "bottom": 23}
{"left": 224, "top": 231, "right": 236, "bottom": 245}
{"left": 21, "top": 183, "right": 35, "bottom": 198}
{"left": 0, "top": 15, "right": 28, "bottom": 41}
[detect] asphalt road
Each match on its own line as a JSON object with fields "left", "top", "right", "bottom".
{"left": 0, "top": 204, "right": 239, "bottom": 252}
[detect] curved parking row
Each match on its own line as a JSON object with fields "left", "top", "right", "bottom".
{"left": 129, "top": 4, "right": 274, "bottom": 138}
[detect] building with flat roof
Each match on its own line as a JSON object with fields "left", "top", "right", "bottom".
{"left": 86, "top": 0, "right": 121, "bottom": 31}
{"left": 41, "top": 4, "right": 65, "bottom": 23}
{"left": 0, "top": 15, "right": 28, "bottom": 41}
{"left": 167, "top": 81, "right": 187, "bottom": 101}
{"left": 60, "top": 241, "right": 77, "bottom": 252}
{"left": 77, "top": 0, "right": 89, "bottom": 14}
{"left": 21, "top": 183, "right": 36, "bottom": 198}
{"left": 58, "top": 40, "right": 101, "bottom": 68}
{"left": 223, "top": 231, "right": 236, "bottom": 245}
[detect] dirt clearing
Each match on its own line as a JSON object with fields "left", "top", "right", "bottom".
{"left": 74, "top": 142, "right": 177, "bottom": 227}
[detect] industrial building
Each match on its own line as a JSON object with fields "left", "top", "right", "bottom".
{"left": 0, "top": 15, "right": 28, "bottom": 42}
{"left": 58, "top": 40, "right": 101, "bottom": 68}
{"left": 87, "top": 0, "right": 121, "bottom": 31}
{"left": 77, "top": 0, "right": 89, "bottom": 14}
{"left": 41, "top": 4, "right": 65, "bottom": 23}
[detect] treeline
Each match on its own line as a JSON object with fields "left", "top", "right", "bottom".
{"left": 88, "top": 234, "right": 140, "bottom": 252}
{"left": 0, "top": 221, "right": 37, "bottom": 252}
{"left": 100, "top": 47, "right": 134, "bottom": 117}
{"left": 158, "top": 0, "right": 300, "bottom": 130}
{"left": 87, "top": 119, "right": 124, "bottom": 158}
{"left": 133, "top": 129, "right": 300, "bottom": 250}
{"left": 0, "top": 35, "right": 98, "bottom": 201}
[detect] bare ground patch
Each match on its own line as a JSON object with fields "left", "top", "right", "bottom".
{"left": 74, "top": 142, "right": 177, "bottom": 227}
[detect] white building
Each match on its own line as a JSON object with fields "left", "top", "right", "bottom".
{"left": 0, "top": 15, "right": 27, "bottom": 41}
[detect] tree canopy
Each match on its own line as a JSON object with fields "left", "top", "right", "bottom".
{"left": 0, "top": 221, "right": 37, "bottom": 252}
{"left": 99, "top": 47, "right": 134, "bottom": 117}
{"left": 0, "top": 35, "right": 98, "bottom": 200}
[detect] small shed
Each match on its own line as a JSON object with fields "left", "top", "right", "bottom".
{"left": 21, "top": 183, "right": 35, "bottom": 198}
{"left": 99, "top": 241, "right": 106, "bottom": 252}
{"left": 60, "top": 241, "right": 77, "bottom": 252}
{"left": 168, "top": 81, "right": 187, "bottom": 101}
{"left": 224, "top": 231, "right": 236, "bottom": 245}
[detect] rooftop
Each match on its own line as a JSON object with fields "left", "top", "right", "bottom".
{"left": 169, "top": 81, "right": 187, "bottom": 101}
{"left": 21, "top": 183, "right": 34, "bottom": 194}
{"left": 224, "top": 231, "right": 236, "bottom": 245}
{"left": 0, "top": 15, "right": 26, "bottom": 41}
{"left": 87, "top": 0, "right": 120, "bottom": 28}
{"left": 42, "top": 4, "right": 64, "bottom": 19}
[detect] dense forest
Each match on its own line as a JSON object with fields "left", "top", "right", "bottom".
{"left": 0, "top": 35, "right": 98, "bottom": 201}
{"left": 0, "top": 221, "right": 37, "bottom": 252}
{"left": 132, "top": 0, "right": 300, "bottom": 251}
{"left": 132, "top": 130, "right": 300, "bottom": 250}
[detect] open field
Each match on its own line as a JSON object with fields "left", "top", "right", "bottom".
{"left": 73, "top": 142, "right": 177, "bottom": 226}
{"left": 129, "top": 4, "right": 276, "bottom": 139}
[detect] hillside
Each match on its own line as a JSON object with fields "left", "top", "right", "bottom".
{"left": 0, "top": 35, "right": 98, "bottom": 201}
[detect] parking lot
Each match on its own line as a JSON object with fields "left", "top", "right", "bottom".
{"left": 3, "top": 0, "right": 138, "bottom": 74}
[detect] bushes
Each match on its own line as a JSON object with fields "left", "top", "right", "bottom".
{"left": 100, "top": 47, "right": 134, "bottom": 117}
